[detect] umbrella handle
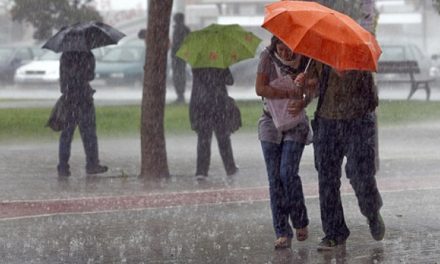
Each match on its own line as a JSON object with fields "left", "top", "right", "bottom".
{"left": 304, "top": 58, "right": 312, "bottom": 74}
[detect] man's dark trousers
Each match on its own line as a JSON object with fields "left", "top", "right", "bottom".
{"left": 313, "top": 113, "right": 383, "bottom": 242}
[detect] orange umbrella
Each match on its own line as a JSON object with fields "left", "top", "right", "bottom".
{"left": 262, "top": 1, "right": 382, "bottom": 72}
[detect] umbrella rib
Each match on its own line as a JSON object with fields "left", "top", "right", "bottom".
{"left": 293, "top": 14, "right": 374, "bottom": 67}
{"left": 335, "top": 14, "right": 368, "bottom": 42}
{"left": 43, "top": 21, "right": 125, "bottom": 53}
{"left": 197, "top": 33, "right": 257, "bottom": 68}
{"left": 264, "top": 2, "right": 380, "bottom": 71}
{"left": 221, "top": 33, "right": 261, "bottom": 67}
{"left": 193, "top": 34, "right": 216, "bottom": 68}
{"left": 179, "top": 25, "right": 261, "bottom": 69}
{"left": 288, "top": 12, "right": 330, "bottom": 51}
{"left": 331, "top": 14, "right": 380, "bottom": 70}
{"left": 274, "top": 12, "right": 339, "bottom": 67}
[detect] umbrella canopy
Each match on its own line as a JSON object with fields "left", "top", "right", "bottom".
{"left": 262, "top": 1, "right": 382, "bottom": 72}
{"left": 42, "top": 21, "right": 126, "bottom": 53}
{"left": 176, "top": 24, "right": 262, "bottom": 69}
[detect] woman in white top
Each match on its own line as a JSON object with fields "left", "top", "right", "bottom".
{"left": 255, "top": 36, "right": 316, "bottom": 249}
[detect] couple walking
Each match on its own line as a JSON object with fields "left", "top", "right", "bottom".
{"left": 256, "top": 36, "right": 385, "bottom": 250}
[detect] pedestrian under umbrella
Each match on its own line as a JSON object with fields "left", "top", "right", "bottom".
{"left": 44, "top": 21, "right": 125, "bottom": 177}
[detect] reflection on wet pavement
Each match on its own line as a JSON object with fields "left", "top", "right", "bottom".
{"left": 1, "top": 117, "right": 440, "bottom": 262}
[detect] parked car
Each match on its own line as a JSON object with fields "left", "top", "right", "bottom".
{"left": 95, "top": 45, "right": 145, "bottom": 86}
{"left": 14, "top": 49, "right": 105, "bottom": 85}
{"left": 14, "top": 51, "right": 60, "bottom": 85}
{"left": 0, "top": 45, "right": 38, "bottom": 83}
{"left": 121, "top": 37, "right": 181, "bottom": 83}
{"left": 229, "top": 56, "right": 259, "bottom": 86}
{"left": 377, "top": 43, "right": 437, "bottom": 83}
{"left": 95, "top": 40, "right": 192, "bottom": 87}
{"left": 229, "top": 44, "right": 265, "bottom": 87}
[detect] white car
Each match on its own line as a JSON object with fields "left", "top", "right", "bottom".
{"left": 14, "top": 49, "right": 105, "bottom": 85}
{"left": 14, "top": 51, "right": 60, "bottom": 85}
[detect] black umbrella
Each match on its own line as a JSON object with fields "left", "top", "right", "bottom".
{"left": 42, "top": 21, "right": 126, "bottom": 53}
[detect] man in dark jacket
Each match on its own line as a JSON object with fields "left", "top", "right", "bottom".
{"left": 57, "top": 51, "right": 107, "bottom": 177}
{"left": 312, "top": 65, "right": 385, "bottom": 250}
{"left": 171, "top": 13, "right": 190, "bottom": 103}
{"left": 190, "top": 68, "right": 240, "bottom": 180}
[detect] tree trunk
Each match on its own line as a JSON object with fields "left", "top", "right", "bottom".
{"left": 140, "top": 0, "right": 173, "bottom": 178}
{"left": 359, "top": 0, "right": 376, "bottom": 33}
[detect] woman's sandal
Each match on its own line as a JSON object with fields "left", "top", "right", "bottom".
{"left": 274, "top": 236, "right": 292, "bottom": 249}
{"left": 296, "top": 227, "right": 309, "bottom": 241}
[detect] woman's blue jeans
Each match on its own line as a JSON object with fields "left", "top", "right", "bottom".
{"left": 261, "top": 140, "right": 309, "bottom": 238}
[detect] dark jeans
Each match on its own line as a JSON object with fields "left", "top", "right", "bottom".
{"left": 313, "top": 113, "right": 383, "bottom": 241}
{"left": 58, "top": 99, "right": 100, "bottom": 170}
{"left": 172, "top": 57, "right": 187, "bottom": 101}
{"left": 261, "top": 140, "right": 309, "bottom": 238}
{"left": 196, "top": 127, "right": 236, "bottom": 176}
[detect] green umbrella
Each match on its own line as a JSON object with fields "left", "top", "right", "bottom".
{"left": 176, "top": 24, "right": 262, "bottom": 69}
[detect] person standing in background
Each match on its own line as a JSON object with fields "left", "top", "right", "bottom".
{"left": 171, "top": 13, "right": 190, "bottom": 103}
{"left": 57, "top": 51, "right": 108, "bottom": 177}
{"left": 190, "top": 67, "right": 240, "bottom": 180}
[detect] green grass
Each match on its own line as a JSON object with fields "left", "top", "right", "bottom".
{"left": 0, "top": 99, "right": 439, "bottom": 142}
{"left": 375, "top": 100, "right": 440, "bottom": 125}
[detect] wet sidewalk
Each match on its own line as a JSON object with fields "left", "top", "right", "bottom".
{"left": 1, "top": 119, "right": 440, "bottom": 263}
{"left": 1, "top": 188, "right": 439, "bottom": 263}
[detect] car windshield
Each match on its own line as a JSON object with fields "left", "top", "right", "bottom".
{"left": 0, "top": 47, "right": 13, "bottom": 63}
{"left": 101, "top": 47, "right": 144, "bottom": 62}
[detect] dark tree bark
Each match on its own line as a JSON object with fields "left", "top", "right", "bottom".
{"left": 140, "top": 0, "right": 173, "bottom": 178}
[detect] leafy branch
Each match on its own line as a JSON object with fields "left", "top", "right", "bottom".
{"left": 10, "top": 0, "right": 102, "bottom": 40}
